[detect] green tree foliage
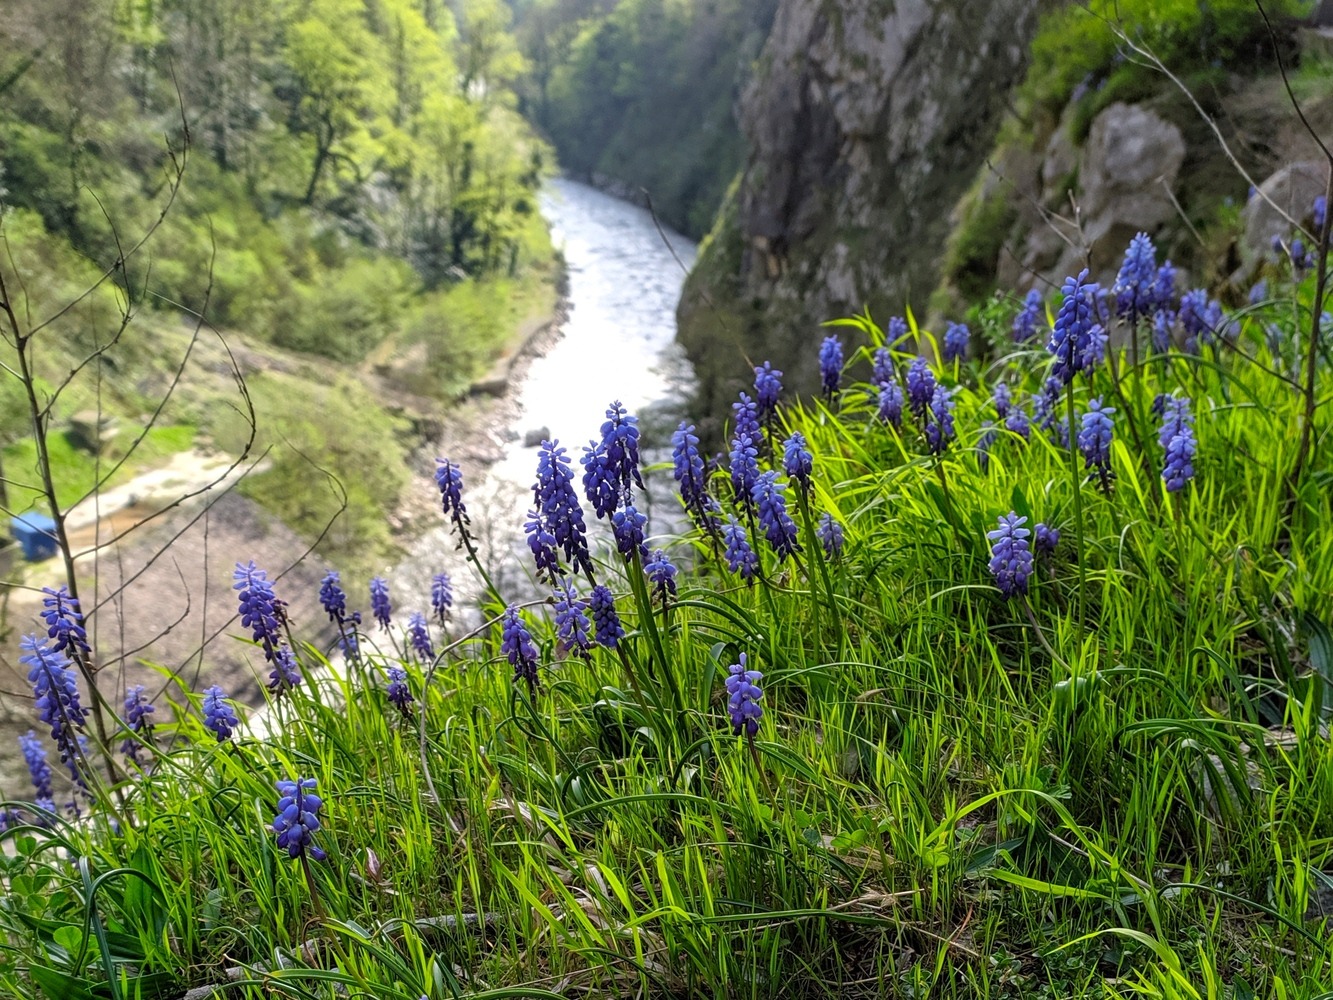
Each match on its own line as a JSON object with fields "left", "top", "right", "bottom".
{"left": 0, "top": 0, "right": 550, "bottom": 357}
{"left": 516, "top": 0, "right": 776, "bottom": 238}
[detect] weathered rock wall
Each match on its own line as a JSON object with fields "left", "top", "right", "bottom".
{"left": 677, "top": 0, "right": 1046, "bottom": 424}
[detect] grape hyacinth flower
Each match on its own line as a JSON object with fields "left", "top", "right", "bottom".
{"left": 235, "top": 561, "right": 285, "bottom": 659}
{"left": 369, "top": 577, "right": 391, "bottom": 630}
{"left": 819, "top": 336, "right": 844, "bottom": 399}
{"left": 878, "top": 377, "right": 904, "bottom": 427}
{"left": 672, "top": 422, "right": 717, "bottom": 532}
{"left": 202, "top": 686, "right": 240, "bottom": 742}
{"left": 887, "top": 315, "right": 909, "bottom": 347}
{"left": 905, "top": 357, "right": 936, "bottom": 423}
{"left": 611, "top": 504, "right": 648, "bottom": 560}
{"left": 977, "top": 421, "right": 998, "bottom": 472}
{"left": 943, "top": 322, "right": 969, "bottom": 363}
{"left": 721, "top": 516, "right": 759, "bottom": 583}
{"left": 782, "top": 433, "right": 813, "bottom": 490}
{"left": 1078, "top": 398, "right": 1116, "bottom": 492}
{"left": 273, "top": 778, "right": 326, "bottom": 862}
{"left": 1048, "top": 269, "right": 1097, "bottom": 385}
{"left": 431, "top": 572, "right": 453, "bottom": 624}
{"left": 121, "top": 685, "right": 155, "bottom": 766}
{"left": 992, "top": 381, "right": 1012, "bottom": 420}
{"left": 385, "top": 666, "right": 413, "bottom": 715}
{"left": 1013, "top": 288, "right": 1044, "bottom": 342}
{"left": 1034, "top": 523, "right": 1060, "bottom": 558}
{"left": 319, "top": 572, "right": 347, "bottom": 623}
{"left": 552, "top": 580, "right": 593, "bottom": 657}
{"left": 644, "top": 549, "right": 678, "bottom": 606}
{"left": 1248, "top": 280, "right": 1268, "bottom": 306}
{"left": 589, "top": 585, "right": 624, "bottom": 650}
{"left": 725, "top": 652, "right": 763, "bottom": 737}
{"left": 23, "top": 635, "right": 86, "bottom": 766}
{"left": 1004, "top": 401, "right": 1031, "bottom": 440}
{"left": 501, "top": 605, "right": 540, "bottom": 694}
{"left": 524, "top": 510, "right": 560, "bottom": 582}
{"left": 1158, "top": 395, "right": 1197, "bottom": 493}
{"left": 1152, "top": 260, "right": 1177, "bottom": 313}
{"left": 269, "top": 646, "right": 303, "bottom": 691}
{"left": 753, "top": 361, "right": 783, "bottom": 420}
{"left": 1152, "top": 310, "right": 1176, "bottom": 353}
{"left": 752, "top": 471, "right": 801, "bottom": 561}
{"left": 407, "top": 611, "right": 435, "bottom": 663}
{"left": 729, "top": 401, "right": 762, "bottom": 508}
{"left": 533, "top": 441, "right": 592, "bottom": 575}
{"left": 1315, "top": 194, "right": 1327, "bottom": 232}
{"left": 434, "top": 458, "right": 469, "bottom": 534}
{"left": 19, "top": 730, "right": 52, "bottom": 803}
{"left": 987, "top": 512, "right": 1033, "bottom": 600}
{"left": 872, "top": 347, "right": 894, "bottom": 386}
{"left": 40, "top": 586, "right": 90, "bottom": 659}
{"left": 582, "top": 401, "right": 644, "bottom": 516}
{"left": 1113, "top": 232, "right": 1157, "bottom": 323}
{"left": 1178, "top": 289, "right": 1219, "bottom": 351}
{"left": 924, "top": 385, "right": 956, "bottom": 455}
{"left": 817, "top": 513, "right": 844, "bottom": 558}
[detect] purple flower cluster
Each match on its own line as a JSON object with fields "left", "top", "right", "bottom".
{"left": 553, "top": 580, "right": 593, "bottom": 657}
{"left": 589, "top": 585, "right": 624, "bottom": 649}
{"left": 1078, "top": 398, "right": 1115, "bottom": 471}
{"left": 878, "top": 378, "right": 904, "bottom": 427}
{"left": 202, "top": 686, "right": 240, "bottom": 742}
{"left": 533, "top": 440, "right": 592, "bottom": 576}
{"left": 434, "top": 458, "right": 469, "bottom": 533}
{"left": 235, "top": 562, "right": 302, "bottom": 691}
{"left": 273, "top": 777, "right": 326, "bottom": 861}
{"left": 782, "top": 433, "right": 813, "bottom": 489}
{"left": 583, "top": 401, "right": 643, "bottom": 517}
{"left": 385, "top": 666, "right": 413, "bottom": 715}
{"left": 20, "top": 730, "right": 53, "bottom": 808}
{"left": 370, "top": 576, "right": 392, "bottom": 630}
{"left": 987, "top": 512, "right": 1033, "bottom": 600}
{"left": 40, "top": 586, "right": 90, "bottom": 660}
{"left": 818, "top": 513, "right": 844, "bottom": 558}
{"left": 729, "top": 394, "right": 762, "bottom": 508}
{"left": 1158, "top": 395, "right": 1197, "bottom": 492}
{"left": 754, "top": 361, "right": 783, "bottom": 420}
{"left": 1113, "top": 232, "right": 1158, "bottom": 323}
{"left": 722, "top": 516, "right": 759, "bottom": 583}
{"left": 1048, "top": 269, "right": 1101, "bottom": 385}
{"left": 905, "top": 358, "right": 936, "bottom": 424}
{"left": 725, "top": 653, "right": 763, "bottom": 737}
{"left": 407, "top": 611, "right": 435, "bottom": 663}
{"left": 611, "top": 504, "right": 648, "bottom": 560}
{"left": 752, "top": 471, "right": 801, "bottom": 561}
{"left": 943, "top": 322, "right": 969, "bottom": 363}
{"left": 645, "top": 549, "right": 678, "bottom": 605}
{"left": 431, "top": 573, "right": 453, "bottom": 624}
{"left": 121, "top": 685, "right": 156, "bottom": 766}
{"left": 1013, "top": 289, "right": 1044, "bottom": 343}
{"left": 819, "top": 337, "right": 844, "bottom": 398}
{"left": 672, "top": 422, "right": 717, "bottom": 531}
{"left": 23, "top": 635, "right": 86, "bottom": 766}
{"left": 1034, "top": 523, "right": 1059, "bottom": 558}
{"left": 501, "top": 605, "right": 540, "bottom": 694}
{"left": 924, "top": 385, "right": 955, "bottom": 455}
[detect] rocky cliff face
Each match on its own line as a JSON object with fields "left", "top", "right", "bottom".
{"left": 677, "top": 0, "right": 1045, "bottom": 421}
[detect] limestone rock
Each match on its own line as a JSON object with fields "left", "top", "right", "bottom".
{"left": 1239, "top": 160, "right": 1329, "bottom": 270}
{"left": 678, "top": 0, "right": 1043, "bottom": 415}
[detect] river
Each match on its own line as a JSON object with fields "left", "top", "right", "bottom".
{"left": 387, "top": 178, "right": 699, "bottom": 614}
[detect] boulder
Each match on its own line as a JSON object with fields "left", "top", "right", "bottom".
{"left": 1239, "top": 160, "right": 1328, "bottom": 271}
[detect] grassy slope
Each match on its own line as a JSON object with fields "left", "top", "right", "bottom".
{"left": 3, "top": 246, "right": 1331, "bottom": 997}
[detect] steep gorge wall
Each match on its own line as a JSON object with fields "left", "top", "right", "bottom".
{"left": 677, "top": 0, "right": 1046, "bottom": 422}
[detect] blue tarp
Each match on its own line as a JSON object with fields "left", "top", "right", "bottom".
{"left": 11, "top": 513, "right": 58, "bottom": 561}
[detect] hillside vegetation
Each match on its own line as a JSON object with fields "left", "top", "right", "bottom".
{"left": 515, "top": 0, "right": 776, "bottom": 237}
{"left": 0, "top": 0, "right": 559, "bottom": 573}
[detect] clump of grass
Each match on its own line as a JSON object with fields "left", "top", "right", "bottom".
{"left": 1, "top": 227, "right": 1331, "bottom": 1000}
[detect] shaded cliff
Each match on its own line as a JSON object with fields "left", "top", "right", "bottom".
{"left": 677, "top": 0, "right": 1046, "bottom": 422}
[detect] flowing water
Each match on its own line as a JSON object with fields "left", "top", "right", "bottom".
{"left": 388, "top": 178, "right": 699, "bottom": 616}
